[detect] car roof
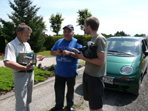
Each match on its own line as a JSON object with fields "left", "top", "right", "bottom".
{"left": 107, "top": 36, "right": 146, "bottom": 41}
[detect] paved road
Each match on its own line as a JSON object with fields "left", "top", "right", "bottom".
{"left": 0, "top": 59, "right": 4, "bottom": 67}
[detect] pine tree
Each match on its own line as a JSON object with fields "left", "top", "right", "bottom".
{"left": 0, "top": 0, "right": 46, "bottom": 52}
{"left": 0, "top": 25, "right": 5, "bottom": 53}
{"left": 0, "top": 19, "right": 15, "bottom": 42}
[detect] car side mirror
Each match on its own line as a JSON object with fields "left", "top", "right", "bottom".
{"left": 144, "top": 50, "right": 148, "bottom": 56}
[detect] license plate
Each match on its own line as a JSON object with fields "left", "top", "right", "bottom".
{"left": 103, "top": 76, "right": 114, "bottom": 84}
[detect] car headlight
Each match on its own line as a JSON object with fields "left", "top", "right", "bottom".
{"left": 121, "top": 66, "right": 133, "bottom": 74}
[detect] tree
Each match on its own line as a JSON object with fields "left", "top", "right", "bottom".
{"left": 0, "top": 0, "right": 46, "bottom": 52}
{"left": 101, "top": 33, "right": 113, "bottom": 38}
{"left": 0, "top": 25, "right": 5, "bottom": 53}
{"left": 0, "top": 21, "right": 15, "bottom": 53}
{"left": 0, "top": 24, "right": 3, "bottom": 36}
{"left": 134, "top": 34, "right": 146, "bottom": 37}
{"left": 49, "top": 13, "right": 64, "bottom": 36}
{"left": 0, "top": 19, "right": 15, "bottom": 42}
{"left": 76, "top": 9, "right": 92, "bottom": 34}
{"left": 114, "top": 31, "right": 127, "bottom": 36}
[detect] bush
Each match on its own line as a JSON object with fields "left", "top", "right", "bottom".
{"left": 44, "top": 35, "right": 92, "bottom": 50}
{"left": 74, "top": 34, "right": 92, "bottom": 42}
{"left": 44, "top": 36, "right": 64, "bottom": 50}
{"left": 49, "top": 64, "right": 56, "bottom": 71}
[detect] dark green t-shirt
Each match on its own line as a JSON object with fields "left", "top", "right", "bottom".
{"left": 84, "top": 33, "right": 107, "bottom": 77}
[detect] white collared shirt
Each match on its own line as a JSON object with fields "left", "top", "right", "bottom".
{"left": 3, "top": 37, "right": 33, "bottom": 72}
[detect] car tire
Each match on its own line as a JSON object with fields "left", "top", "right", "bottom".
{"left": 133, "top": 76, "right": 142, "bottom": 96}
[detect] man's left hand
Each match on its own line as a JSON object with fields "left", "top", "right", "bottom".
{"left": 73, "top": 50, "right": 84, "bottom": 59}
{"left": 62, "top": 50, "right": 70, "bottom": 56}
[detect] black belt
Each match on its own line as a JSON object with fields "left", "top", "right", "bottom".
{"left": 19, "top": 70, "right": 33, "bottom": 73}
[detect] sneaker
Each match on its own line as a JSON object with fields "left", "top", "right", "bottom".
{"left": 64, "top": 106, "right": 75, "bottom": 111}
{"left": 49, "top": 107, "right": 63, "bottom": 111}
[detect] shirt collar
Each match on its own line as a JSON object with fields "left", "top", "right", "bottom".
{"left": 91, "top": 34, "right": 98, "bottom": 41}
{"left": 15, "top": 37, "right": 27, "bottom": 46}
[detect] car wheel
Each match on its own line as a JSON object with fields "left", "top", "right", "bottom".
{"left": 133, "top": 76, "right": 142, "bottom": 96}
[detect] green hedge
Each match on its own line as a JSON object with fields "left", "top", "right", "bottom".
{"left": 44, "top": 36, "right": 64, "bottom": 50}
{"left": 2, "top": 34, "right": 96, "bottom": 52}
{"left": 44, "top": 35, "right": 92, "bottom": 50}
{"left": 2, "top": 34, "right": 95, "bottom": 52}
{"left": 74, "top": 34, "right": 92, "bottom": 41}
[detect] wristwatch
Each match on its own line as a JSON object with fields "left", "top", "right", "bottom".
{"left": 69, "top": 52, "right": 72, "bottom": 56}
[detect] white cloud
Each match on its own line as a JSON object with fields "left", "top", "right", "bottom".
{"left": 129, "top": 11, "right": 148, "bottom": 17}
{"left": 1, "top": 0, "right": 148, "bottom": 36}
{"left": 33, "top": 0, "right": 81, "bottom": 9}
{"left": 100, "top": 17, "right": 148, "bottom": 36}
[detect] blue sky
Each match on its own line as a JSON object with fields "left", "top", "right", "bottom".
{"left": 0, "top": 0, "right": 148, "bottom": 36}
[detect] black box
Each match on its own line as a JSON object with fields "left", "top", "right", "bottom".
{"left": 18, "top": 53, "right": 37, "bottom": 65}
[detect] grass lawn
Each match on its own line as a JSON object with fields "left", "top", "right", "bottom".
{"left": 36, "top": 50, "right": 52, "bottom": 57}
{"left": 0, "top": 55, "right": 4, "bottom": 59}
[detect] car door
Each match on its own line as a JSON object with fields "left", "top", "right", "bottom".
{"left": 141, "top": 39, "right": 148, "bottom": 75}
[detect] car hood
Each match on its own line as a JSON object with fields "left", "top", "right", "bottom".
{"left": 107, "top": 55, "right": 137, "bottom": 75}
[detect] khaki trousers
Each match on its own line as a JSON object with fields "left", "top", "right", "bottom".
{"left": 13, "top": 71, "right": 34, "bottom": 111}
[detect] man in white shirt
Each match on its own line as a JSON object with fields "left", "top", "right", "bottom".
{"left": 3, "top": 23, "right": 44, "bottom": 111}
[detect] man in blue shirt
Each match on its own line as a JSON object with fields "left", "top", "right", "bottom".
{"left": 50, "top": 24, "right": 81, "bottom": 111}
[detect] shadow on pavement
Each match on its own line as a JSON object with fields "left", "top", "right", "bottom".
{"left": 75, "top": 84, "right": 83, "bottom": 96}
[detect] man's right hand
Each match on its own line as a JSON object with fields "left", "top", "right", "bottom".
{"left": 50, "top": 50, "right": 63, "bottom": 56}
{"left": 4, "top": 60, "right": 33, "bottom": 71}
{"left": 74, "top": 50, "right": 84, "bottom": 60}
{"left": 56, "top": 50, "right": 63, "bottom": 56}
{"left": 25, "top": 61, "right": 33, "bottom": 70}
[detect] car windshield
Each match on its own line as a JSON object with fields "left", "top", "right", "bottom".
{"left": 107, "top": 38, "right": 139, "bottom": 56}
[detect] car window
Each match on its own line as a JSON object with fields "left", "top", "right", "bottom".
{"left": 107, "top": 38, "right": 139, "bottom": 56}
{"left": 144, "top": 39, "right": 148, "bottom": 50}
{"left": 142, "top": 40, "right": 147, "bottom": 53}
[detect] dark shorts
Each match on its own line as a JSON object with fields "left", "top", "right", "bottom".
{"left": 83, "top": 72, "right": 104, "bottom": 110}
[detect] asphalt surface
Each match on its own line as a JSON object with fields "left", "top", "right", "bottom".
{"left": 0, "top": 57, "right": 90, "bottom": 111}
